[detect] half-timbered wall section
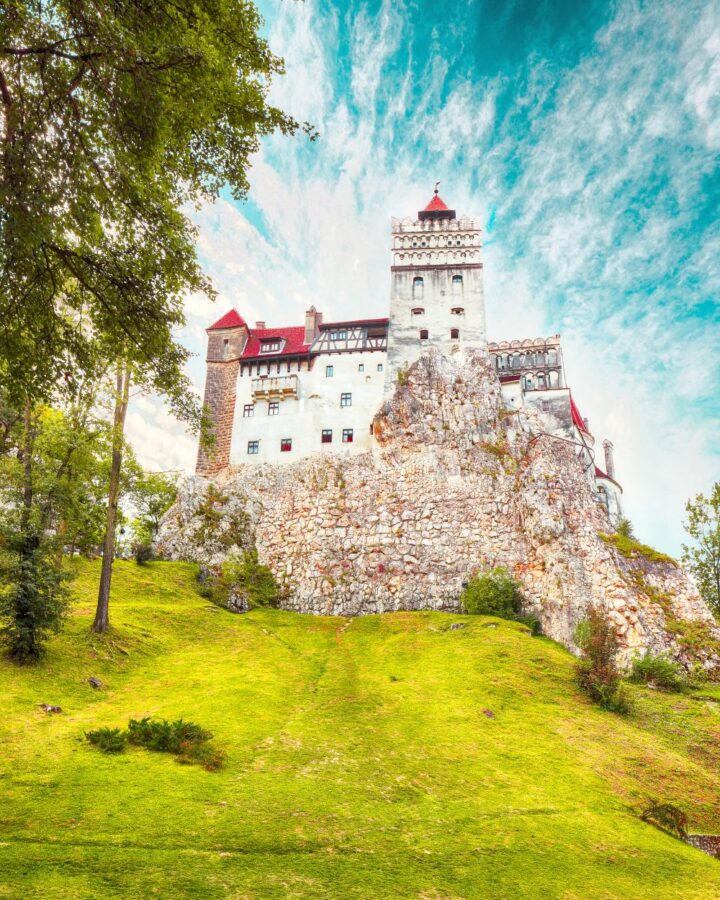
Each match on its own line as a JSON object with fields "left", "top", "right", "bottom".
{"left": 195, "top": 190, "right": 623, "bottom": 524}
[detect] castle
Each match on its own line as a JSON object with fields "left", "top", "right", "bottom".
{"left": 196, "top": 189, "right": 624, "bottom": 525}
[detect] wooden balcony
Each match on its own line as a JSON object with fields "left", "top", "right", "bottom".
{"left": 251, "top": 375, "right": 299, "bottom": 401}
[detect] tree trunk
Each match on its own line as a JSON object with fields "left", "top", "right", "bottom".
{"left": 20, "top": 403, "right": 33, "bottom": 529}
{"left": 92, "top": 363, "right": 131, "bottom": 633}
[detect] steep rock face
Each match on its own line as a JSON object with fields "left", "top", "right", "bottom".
{"left": 158, "top": 349, "right": 719, "bottom": 671}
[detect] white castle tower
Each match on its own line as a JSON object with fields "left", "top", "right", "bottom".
{"left": 384, "top": 187, "right": 485, "bottom": 395}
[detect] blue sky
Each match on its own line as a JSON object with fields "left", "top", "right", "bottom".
{"left": 128, "top": 0, "right": 720, "bottom": 555}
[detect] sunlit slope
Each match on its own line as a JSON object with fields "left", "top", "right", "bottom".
{"left": 1, "top": 560, "right": 719, "bottom": 899}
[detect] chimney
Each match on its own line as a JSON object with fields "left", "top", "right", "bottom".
{"left": 304, "top": 306, "right": 323, "bottom": 345}
{"left": 255, "top": 320, "right": 266, "bottom": 329}
{"left": 603, "top": 439, "right": 616, "bottom": 479}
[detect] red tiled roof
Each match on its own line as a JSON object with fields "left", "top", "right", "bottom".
{"left": 423, "top": 193, "right": 449, "bottom": 212}
{"left": 320, "top": 318, "right": 389, "bottom": 329}
{"left": 241, "top": 326, "right": 309, "bottom": 360}
{"left": 208, "top": 309, "right": 247, "bottom": 331}
{"left": 595, "top": 465, "right": 623, "bottom": 491}
{"left": 570, "top": 396, "right": 590, "bottom": 434}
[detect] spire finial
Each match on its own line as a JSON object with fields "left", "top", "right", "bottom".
{"left": 434, "top": 181, "right": 440, "bottom": 195}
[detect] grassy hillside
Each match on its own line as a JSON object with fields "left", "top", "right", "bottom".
{"left": 1, "top": 561, "right": 720, "bottom": 899}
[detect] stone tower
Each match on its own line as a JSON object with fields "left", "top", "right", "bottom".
{"left": 384, "top": 189, "right": 485, "bottom": 395}
{"left": 196, "top": 309, "right": 248, "bottom": 475}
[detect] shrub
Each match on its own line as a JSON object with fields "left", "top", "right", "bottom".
{"left": 574, "top": 608, "right": 632, "bottom": 714}
{"left": 86, "top": 717, "right": 222, "bottom": 770}
{"left": 85, "top": 727, "right": 127, "bottom": 753}
{"left": 516, "top": 613, "right": 543, "bottom": 636}
{"left": 201, "top": 551, "right": 281, "bottom": 612}
{"left": 616, "top": 518, "right": 636, "bottom": 539}
{"left": 132, "top": 541, "right": 155, "bottom": 565}
{"left": 0, "top": 526, "right": 71, "bottom": 662}
{"left": 461, "top": 567, "right": 523, "bottom": 619}
{"left": 126, "top": 717, "right": 212, "bottom": 754}
{"left": 641, "top": 799, "right": 688, "bottom": 839}
{"left": 629, "top": 652, "right": 689, "bottom": 693}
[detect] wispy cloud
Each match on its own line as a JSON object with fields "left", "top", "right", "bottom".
{"left": 126, "top": 0, "right": 720, "bottom": 555}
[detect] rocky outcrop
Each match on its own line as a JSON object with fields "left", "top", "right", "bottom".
{"left": 158, "top": 348, "right": 719, "bottom": 672}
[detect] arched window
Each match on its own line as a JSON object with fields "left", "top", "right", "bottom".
{"left": 452, "top": 274, "right": 463, "bottom": 295}
{"left": 411, "top": 307, "right": 425, "bottom": 316}
{"left": 420, "top": 329, "right": 429, "bottom": 341}
{"left": 524, "top": 374, "right": 534, "bottom": 391}
{"left": 413, "top": 276, "right": 424, "bottom": 299}
{"left": 450, "top": 328, "right": 460, "bottom": 340}
{"left": 537, "top": 372, "right": 546, "bottom": 388}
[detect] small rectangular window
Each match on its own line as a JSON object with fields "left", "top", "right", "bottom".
{"left": 358, "top": 363, "right": 365, "bottom": 373}
{"left": 280, "top": 438, "right": 292, "bottom": 452}
{"left": 260, "top": 340, "right": 281, "bottom": 353}
{"left": 268, "top": 401, "right": 279, "bottom": 416}
{"left": 377, "top": 363, "right": 383, "bottom": 372}
{"left": 321, "top": 429, "right": 332, "bottom": 444}
{"left": 340, "top": 393, "right": 352, "bottom": 407}
{"left": 247, "top": 440, "right": 259, "bottom": 455}
{"left": 420, "top": 329, "right": 429, "bottom": 340}
{"left": 243, "top": 404, "right": 254, "bottom": 417}
{"left": 342, "top": 428, "right": 354, "bottom": 443}
{"left": 450, "top": 328, "right": 460, "bottom": 340}
{"left": 326, "top": 365, "right": 334, "bottom": 377}
{"left": 329, "top": 330, "right": 347, "bottom": 341}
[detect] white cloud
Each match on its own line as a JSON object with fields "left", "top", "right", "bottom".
{"left": 125, "top": 0, "right": 719, "bottom": 556}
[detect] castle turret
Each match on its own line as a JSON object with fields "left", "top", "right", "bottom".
{"left": 603, "top": 439, "right": 616, "bottom": 480}
{"left": 385, "top": 188, "right": 485, "bottom": 394}
{"left": 196, "top": 309, "right": 248, "bottom": 475}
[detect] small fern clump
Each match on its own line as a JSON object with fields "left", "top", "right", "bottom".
{"left": 85, "top": 727, "right": 127, "bottom": 754}
{"left": 629, "top": 652, "right": 689, "bottom": 693}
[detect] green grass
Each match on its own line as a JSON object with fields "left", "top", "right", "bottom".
{"left": 1, "top": 560, "right": 720, "bottom": 898}
{"left": 599, "top": 531, "right": 677, "bottom": 565}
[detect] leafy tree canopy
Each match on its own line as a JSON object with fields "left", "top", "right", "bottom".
{"left": 0, "top": 0, "right": 310, "bottom": 417}
{"left": 682, "top": 483, "right": 720, "bottom": 617}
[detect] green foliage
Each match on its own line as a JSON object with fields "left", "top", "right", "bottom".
{"left": 86, "top": 716, "right": 223, "bottom": 770}
{"left": 599, "top": 531, "right": 676, "bottom": 565}
{"left": 574, "top": 608, "right": 632, "bottom": 714}
{"left": 641, "top": 800, "right": 689, "bottom": 839}
{"left": 682, "top": 483, "right": 720, "bottom": 617}
{"left": 130, "top": 472, "right": 178, "bottom": 544}
{"left": 85, "top": 727, "right": 127, "bottom": 754}
{"left": 629, "top": 652, "right": 689, "bottom": 693}
{"left": 132, "top": 541, "right": 155, "bottom": 565}
{"left": 397, "top": 366, "right": 409, "bottom": 386}
{"left": 4, "top": 560, "right": 720, "bottom": 894}
{"left": 516, "top": 612, "right": 543, "bottom": 636}
{"left": 201, "top": 550, "right": 281, "bottom": 611}
{"left": 461, "top": 567, "right": 523, "bottom": 619}
{"left": 224, "top": 549, "right": 280, "bottom": 609}
{"left": 0, "top": 525, "right": 71, "bottom": 662}
{"left": 0, "top": 0, "right": 312, "bottom": 417}
{"left": 616, "top": 518, "right": 636, "bottom": 539}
